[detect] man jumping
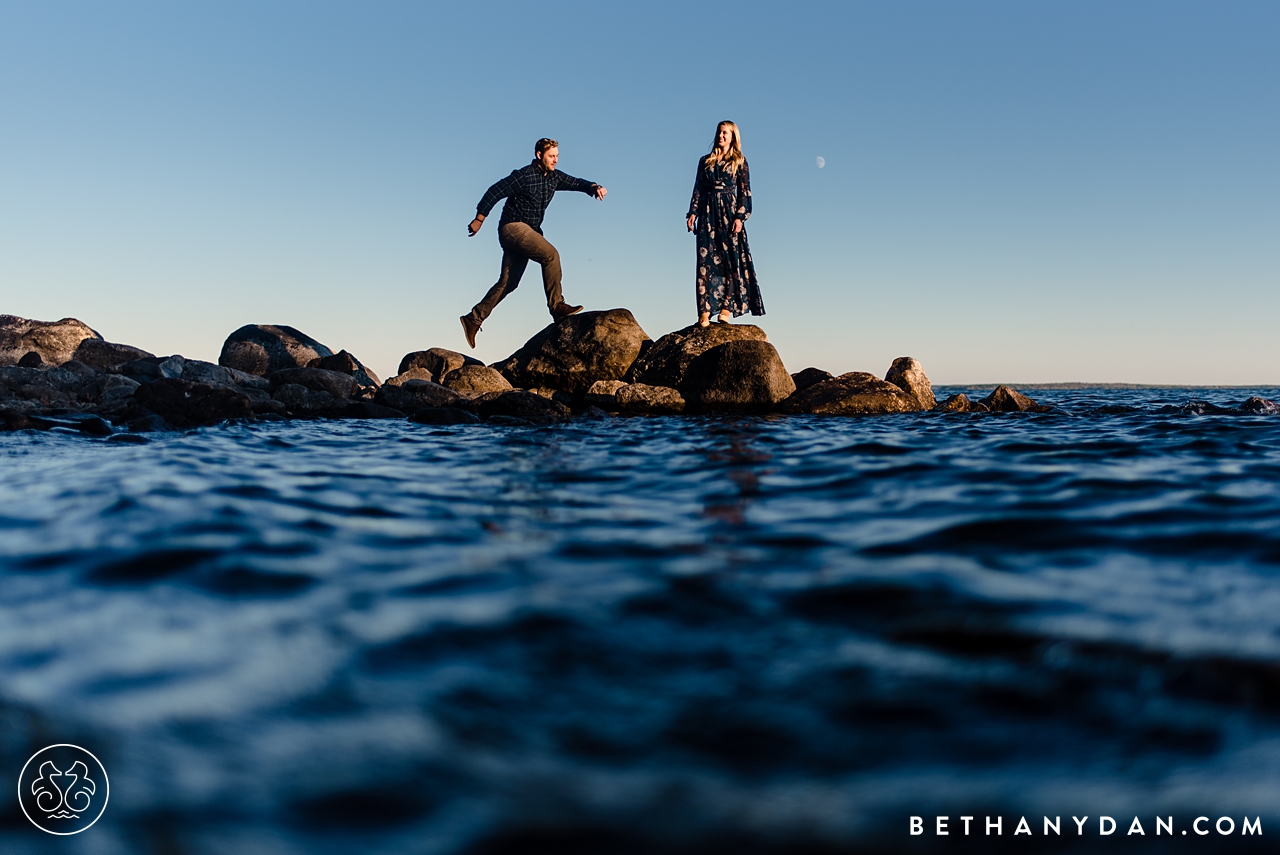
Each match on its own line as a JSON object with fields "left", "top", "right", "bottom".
{"left": 460, "top": 138, "right": 607, "bottom": 349}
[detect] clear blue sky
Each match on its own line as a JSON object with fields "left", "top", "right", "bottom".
{"left": 1, "top": 1, "right": 1275, "bottom": 384}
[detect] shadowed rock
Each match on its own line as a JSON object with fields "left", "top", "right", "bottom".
{"left": 791, "top": 367, "right": 834, "bottom": 394}
{"left": 982, "top": 386, "right": 1039, "bottom": 413}
{"left": 442, "top": 365, "right": 513, "bottom": 395}
{"left": 271, "top": 384, "right": 337, "bottom": 416}
{"left": 935, "top": 393, "right": 987, "bottom": 413}
{"left": 313, "top": 350, "right": 380, "bottom": 388}
{"left": 17, "top": 352, "right": 43, "bottom": 368}
{"left": 398, "top": 348, "right": 482, "bottom": 382}
{"left": 616, "top": 383, "right": 685, "bottom": 415}
{"left": 627, "top": 323, "right": 768, "bottom": 388}
{"left": 409, "top": 407, "right": 481, "bottom": 425}
{"left": 374, "top": 381, "right": 465, "bottom": 414}
{"left": 74, "top": 338, "right": 154, "bottom": 370}
{"left": 0, "top": 315, "right": 103, "bottom": 366}
{"left": 885, "top": 357, "right": 936, "bottom": 409}
{"left": 1239, "top": 397, "right": 1279, "bottom": 415}
{"left": 269, "top": 368, "right": 356, "bottom": 400}
{"left": 329, "top": 401, "right": 404, "bottom": 420}
{"left": 777, "top": 372, "right": 921, "bottom": 415}
{"left": 134, "top": 378, "right": 254, "bottom": 427}
{"left": 472, "top": 390, "right": 571, "bottom": 425}
{"left": 584, "top": 379, "right": 627, "bottom": 408}
{"left": 680, "top": 340, "right": 795, "bottom": 413}
{"left": 494, "top": 309, "right": 650, "bottom": 394}
{"left": 219, "top": 325, "right": 334, "bottom": 376}
{"left": 384, "top": 368, "right": 436, "bottom": 387}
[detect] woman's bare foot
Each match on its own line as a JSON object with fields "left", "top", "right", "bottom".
{"left": 698, "top": 312, "right": 711, "bottom": 328}
{"left": 717, "top": 310, "right": 732, "bottom": 324}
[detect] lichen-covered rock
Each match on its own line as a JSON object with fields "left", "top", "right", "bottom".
{"left": 627, "top": 323, "right": 769, "bottom": 388}
{"left": 679, "top": 340, "right": 795, "bottom": 414}
{"left": 791, "top": 367, "right": 834, "bottom": 394}
{"left": 398, "top": 348, "right": 482, "bottom": 382}
{"left": 374, "top": 380, "right": 465, "bottom": 414}
{"left": 885, "top": 357, "right": 935, "bottom": 410}
{"left": 219, "top": 324, "right": 334, "bottom": 376}
{"left": 0, "top": 315, "right": 103, "bottom": 366}
{"left": 584, "top": 379, "right": 628, "bottom": 408}
{"left": 982, "top": 385, "right": 1038, "bottom": 413}
{"left": 441, "top": 364, "right": 513, "bottom": 395}
{"left": 472, "top": 390, "right": 571, "bottom": 425}
{"left": 616, "top": 383, "right": 685, "bottom": 415}
{"left": 134, "top": 378, "right": 254, "bottom": 427}
{"left": 268, "top": 368, "right": 356, "bottom": 400}
{"left": 777, "top": 372, "right": 922, "bottom": 415}
{"left": 494, "top": 309, "right": 650, "bottom": 394}
{"left": 313, "top": 350, "right": 381, "bottom": 388}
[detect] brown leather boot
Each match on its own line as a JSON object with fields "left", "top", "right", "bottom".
{"left": 551, "top": 302, "right": 583, "bottom": 319}
{"left": 460, "top": 315, "right": 480, "bottom": 349}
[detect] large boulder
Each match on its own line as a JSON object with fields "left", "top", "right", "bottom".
{"left": 268, "top": 368, "right": 356, "bottom": 400}
{"left": 0, "top": 315, "right": 103, "bottom": 366}
{"left": 777, "top": 372, "right": 922, "bottom": 415}
{"left": 219, "top": 325, "right": 333, "bottom": 376}
{"left": 398, "top": 348, "right": 482, "bottom": 382}
{"left": 885, "top": 357, "right": 936, "bottom": 410}
{"left": 134, "top": 378, "right": 254, "bottom": 427}
{"left": 441, "top": 365, "right": 513, "bottom": 395}
{"left": 493, "top": 309, "right": 650, "bottom": 394}
{"left": 74, "top": 338, "right": 155, "bottom": 370}
{"left": 374, "top": 380, "right": 465, "bottom": 414}
{"left": 313, "top": 350, "right": 380, "bottom": 388}
{"left": 679, "top": 340, "right": 795, "bottom": 414}
{"left": 626, "top": 323, "right": 769, "bottom": 388}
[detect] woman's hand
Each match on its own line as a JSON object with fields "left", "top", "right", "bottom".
{"left": 686, "top": 215, "right": 697, "bottom": 233}
{"left": 732, "top": 219, "right": 743, "bottom": 234}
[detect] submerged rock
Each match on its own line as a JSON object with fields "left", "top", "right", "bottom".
{"left": 778, "top": 372, "right": 921, "bottom": 415}
{"left": 398, "top": 348, "right": 482, "bottom": 383}
{"left": 982, "top": 385, "right": 1040, "bottom": 413}
{"left": 616, "top": 383, "right": 685, "bottom": 415}
{"left": 219, "top": 324, "right": 334, "bottom": 376}
{"left": 494, "top": 309, "right": 650, "bottom": 394}
{"left": 0, "top": 315, "right": 103, "bottom": 366}
{"left": 680, "top": 340, "right": 795, "bottom": 413}
{"left": 885, "top": 357, "right": 936, "bottom": 410}
{"left": 935, "top": 393, "right": 987, "bottom": 413}
{"left": 441, "top": 365, "right": 513, "bottom": 395}
{"left": 1240, "top": 396, "right": 1280, "bottom": 415}
{"left": 627, "top": 322, "right": 768, "bottom": 388}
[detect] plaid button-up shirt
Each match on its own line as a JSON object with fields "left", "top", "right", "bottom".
{"left": 476, "top": 160, "right": 599, "bottom": 233}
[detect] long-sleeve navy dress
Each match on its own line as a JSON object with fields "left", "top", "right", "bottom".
{"left": 687, "top": 156, "right": 764, "bottom": 318}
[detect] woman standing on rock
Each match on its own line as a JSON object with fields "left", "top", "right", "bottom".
{"left": 686, "top": 121, "right": 764, "bottom": 327}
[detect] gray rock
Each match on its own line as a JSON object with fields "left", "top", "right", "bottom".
{"left": 74, "top": 338, "right": 155, "bottom": 370}
{"left": 409, "top": 407, "right": 481, "bottom": 425}
{"left": 777, "top": 372, "right": 923, "bottom": 415}
{"left": 398, "top": 348, "right": 482, "bottom": 382}
{"left": 584, "top": 379, "right": 627, "bottom": 408}
{"left": 442, "top": 364, "right": 513, "bottom": 395}
{"left": 181, "top": 360, "right": 236, "bottom": 388}
{"left": 885, "top": 357, "right": 936, "bottom": 409}
{"left": 85, "top": 374, "right": 142, "bottom": 408}
{"left": 1240, "top": 396, "right": 1280, "bottom": 415}
{"left": 627, "top": 322, "right": 769, "bottom": 388}
{"left": 982, "top": 386, "right": 1039, "bottom": 413}
{"left": 374, "top": 380, "right": 465, "bottom": 414}
{"left": 679, "top": 340, "right": 796, "bottom": 414}
{"left": 0, "top": 315, "right": 103, "bottom": 366}
{"left": 493, "top": 309, "right": 650, "bottom": 394}
{"left": 159, "top": 355, "right": 186, "bottom": 379}
{"left": 219, "top": 324, "right": 334, "bottom": 376}
{"left": 268, "top": 368, "right": 356, "bottom": 400}
{"left": 791, "top": 367, "right": 834, "bottom": 394}
{"left": 473, "top": 390, "right": 571, "bottom": 425}
{"left": 384, "top": 368, "right": 437, "bottom": 387}
{"left": 616, "top": 383, "right": 685, "bottom": 415}
{"left": 271, "top": 383, "right": 337, "bottom": 415}
{"left": 313, "top": 350, "right": 381, "bottom": 388}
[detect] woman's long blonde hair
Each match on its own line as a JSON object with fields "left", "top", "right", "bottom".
{"left": 703, "top": 120, "right": 745, "bottom": 175}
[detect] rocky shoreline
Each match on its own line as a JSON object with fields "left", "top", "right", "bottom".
{"left": 2, "top": 312, "right": 1275, "bottom": 438}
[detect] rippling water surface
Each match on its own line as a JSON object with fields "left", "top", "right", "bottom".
{"left": 2, "top": 387, "right": 1280, "bottom": 853}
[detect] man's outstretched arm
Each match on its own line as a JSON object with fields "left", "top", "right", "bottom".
{"left": 555, "top": 172, "right": 607, "bottom": 200}
{"left": 468, "top": 170, "right": 522, "bottom": 236}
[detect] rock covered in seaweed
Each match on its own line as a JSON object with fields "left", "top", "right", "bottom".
{"left": 494, "top": 309, "right": 650, "bottom": 394}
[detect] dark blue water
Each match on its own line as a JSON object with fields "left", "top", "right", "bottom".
{"left": 2, "top": 387, "right": 1279, "bottom": 853}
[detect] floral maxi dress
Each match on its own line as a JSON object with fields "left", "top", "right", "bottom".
{"left": 688, "top": 156, "right": 764, "bottom": 318}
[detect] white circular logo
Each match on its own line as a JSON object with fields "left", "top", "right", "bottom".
{"left": 17, "top": 744, "right": 109, "bottom": 835}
